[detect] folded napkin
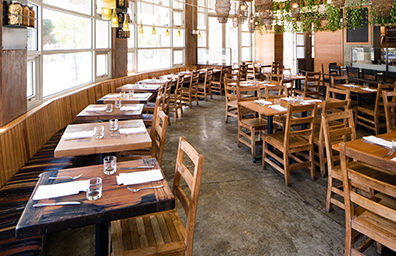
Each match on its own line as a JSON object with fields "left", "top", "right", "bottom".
{"left": 63, "top": 130, "right": 94, "bottom": 140}
{"left": 343, "top": 84, "right": 359, "bottom": 88}
{"left": 281, "top": 97, "right": 294, "bottom": 102}
{"left": 269, "top": 104, "right": 288, "bottom": 112}
{"left": 103, "top": 94, "right": 120, "bottom": 98}
{"left": 362, "top": 136, "right": 392, "bottom": 149}
{"left": 85, "top": 105, "right": 107, "bottom": 112}
{"left": 133, "top": 93, "right": 149, "bottom": 98}
{"left": 301, "top": 99, "right": 322, "bottom": 105}
{"left": 33, "top": 180, "right": 89, "bottom": 200}
{"left": 391, "top": 157, "right": 396, "bottom": 162}
{"left": 120, "top": 106, "right": 141, "bottom": 111}
{"left": 116, "top": 169, "right": 163, "bottom": 185}
{"left": 361, "top": 87, "right": 377, "bottom": 92}
{"left": 119, "top": 126, "right": 147, "bottom": 135}
{"left": 254, "top": 99, "right": 272, "bottom": 105}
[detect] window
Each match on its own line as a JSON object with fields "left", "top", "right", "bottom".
{"left": 27, "top": 0, "right": 111, "bottom": 106}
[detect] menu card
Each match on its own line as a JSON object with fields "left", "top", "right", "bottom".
{"left": 116, "top": 169, "right": 163, "bottom": 185}
{"left": 33, "top": 180, "right": 89, "bottom": 200}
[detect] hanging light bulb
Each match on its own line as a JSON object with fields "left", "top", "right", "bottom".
{"left": 152, "top": 24, "right": 156, "bottom": 35}
{"left": 139, "top": 20, "right": 143, "bottom": 34}
{"left": 165, "top": 26, "right": 169, "bottom": 36}
{"left": 122, "top": 14, "right": 129, "bottom": 31}
{"left": 111, "top": 10, "right": 118, "bottom": 27}
{"left": 240, "top": 0, "right": 248, "bottom": 11}
{"left": 291, "top": 1, "right": 299, "bottom": 9}
{"left": 102, "top": 8, "right": 112, "bottom": 20}
{"left": 198, "top": 31, "right": 201, "bottom": 38}
{"left": 177, "top": 27, "right": 181, "bottom": 37}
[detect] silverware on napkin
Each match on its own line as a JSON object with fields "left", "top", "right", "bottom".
{"left": 119, "top": 165, "right": 155, "bottom": 170}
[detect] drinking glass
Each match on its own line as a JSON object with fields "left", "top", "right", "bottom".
{"left": 392, "top": 139, "right": 396, "bottom": 153}
{"left": 109, "top": 119, "right": 119, "bottom": 131}
{"left": 290, "top": 95, "right": 296, "bottom": 103}
{"left": 297, "top": 95, "right": 304, "bottom": 104}
{"left": 122, "top": 91, "right": 127, "bottom": 99}
{"left": 93, "top": 126, "right": 104, "bottom": 139}
{"left": 115, "top": 99, "right": 122, "bottom": 109}
{"left": 87, "top": 177, "right": 102, "bottom": 200}
{"left": 104, "top": 156, "right": 117, "bottom": 175}
{"left": 129, "top": 89, "right": 134, "bottom": 98}
{"left": 105, "top": 104, "right": 113, "bottom": 113}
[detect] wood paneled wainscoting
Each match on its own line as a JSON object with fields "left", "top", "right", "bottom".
{"left": 0, "top": 67, "right": 187, "bottom": 188}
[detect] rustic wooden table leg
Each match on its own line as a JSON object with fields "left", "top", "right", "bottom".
{"left": 95, "top": 222, "right": 109, "bottom": 256}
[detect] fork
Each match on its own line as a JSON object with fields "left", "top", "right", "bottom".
{"left": 48, "top": 174, "right": 82, "bottom": 180}
{"left": 127, "top": 185, "right": 163, "bottom": 192}
{"left": 382, "top": 150, "right": 395, "bottom": 158}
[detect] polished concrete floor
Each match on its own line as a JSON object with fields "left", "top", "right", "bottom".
{"left": 46, "top": 96, "right": 381, "bottom": 256}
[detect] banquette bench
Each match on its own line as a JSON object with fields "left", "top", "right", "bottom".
{"left": 0, "top": 67, "right": 187, "bottom": 255}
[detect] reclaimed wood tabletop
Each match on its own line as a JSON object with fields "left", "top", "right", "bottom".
{"left": 97, "top": 92, "right": 153, "bottom": 104}
{"left": 76, "top": 104, "right": 143, "bottom": 121}
{"left": 115, "top": 83, "right": 163, "bottom": 93}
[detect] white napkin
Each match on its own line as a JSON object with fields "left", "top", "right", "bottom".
{"left": 85, "top": 105, "right": 107, "bottom": 112}
{"left": 116, "top": 169, "right": 163, "bottom": 185}
{"left": 362, "top": 136, "right": 392, "bottom": 149}
{"left": 103, "top": 94, "right": 120, "bottom": 98}
{"left": 361, "top": 87, "right": 377, "bottom": 92}
{"left": 119, "top": 126, "right": 147, "bottom": 135}
{"left": 281, "top": 97, "right": 293, "bottom": 102}
{"left": 133, "top": 93, "right": 149, "bottom": 98}
{"left": 254, "top": 99, "right": 272, "bottom": 105}
{"left": 120, "top": 106, "right": 141, "bottom": 111}
{"left": 33, "top": 180, "right": 89, "bottom": 200}
{"left": 301, "top": 99, "right": 322, "bottom": 105}
{"left": 391, "top": 157, "right": 396, "bottom": 162}
{"left": 343, "top": 84, "right": 359, "bottom": 88}
{"left": 63, "top": 130, "right": 94, "bottom": 140}
{"left": 269, "top": 104, "right": 288, "bottom": 112}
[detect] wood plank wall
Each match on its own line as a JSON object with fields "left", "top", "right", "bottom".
{"left": 111, "top": 28, "right": 128, "bottom": 78}
{"left": 0, "top": 67, "right": 186, "bottom": 188}
{"left": 314, "top": 29, "right": 344, "bottom": 73}
{"left": 254, "top": 31, "right": 283, "bottom": 67}
{"left": 185, "top": 0, "right": 197, "bottom": 66}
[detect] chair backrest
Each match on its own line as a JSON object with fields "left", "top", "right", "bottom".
{"left": 340, "top": 142, "right": 396, "bottom": 253}
{"left": 271, "top": 61, "right": 280, "bottom": 74}
{"left": 329, "top": 63, "right": 340, "bottom": 76}
{"left": 205, "top": 68, "right": 214, "bottom": 86}
{"left": 224, "top": 73, "right": 238, "bottom": 103}
{"left": 269, "top": 73, "right": 284, "bottom": 84}
{"left": 236, "top": 84, "right": 260, "bottom": 102}
{"left": 346, "top": 66, "right": 360, "bottom": 79}
{"left": 150, "top": 109, "right": 169, "bottom": 166}
{"left": 284, "top": 103, "right": 317, "bottom": 147}
{"left": 263, "top": 84, "right": 285, "bottom": 100}
{"left": 172, "top": 136, "right": 204, "bottom": 256}
{"left": 161, "top": 81, "right": 172, "bottom": 111}
{"left": 190, "top": 71, "right": 199, "bottom": 89}
{"left": 325, "top": 86, "right": 351, "bottom": 101}
{"left": 280, "top": 68, "right": 292, "bottom": 77}
{"left": 303, "top": 72, "right": 321, "bottom": 97}
{"left": 382, "top": 89, "right": 396, "bottom": 133}
{"left": 330, "top": 75, "right": 349, "bottom": 87}
{"left": 321, "top": 100, "right": 355, "bottom": 171}
{"left": 374, "top": 83, "right": 396, "bottom": 114}
{"left": 175, "top": 74, "right": 185, "bottom": 97}
{"left": 361, "top": 68, "right": 377, "bottom": 81}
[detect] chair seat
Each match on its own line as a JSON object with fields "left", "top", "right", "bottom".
{"left": 111, "top": 210, "right": 186, "bottom": 256}
{"left": 352, "top": 194, "right": 396, "bottom": 252}
{"left": 265, "top": 133, "right": 309, "bottom": 150}
{"left": 240, "top": 118, "right": 267, "bottom": 129}
{"left": 228, "top": 100, "right": 237, "bottom": 108}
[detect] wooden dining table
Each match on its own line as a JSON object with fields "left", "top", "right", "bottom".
{"left": 333, "top": 84, "right": 377, "bottom": 106}
{"left": 96, "top": 92, "right": 153, "bottom": 104}
{"left": 76, "top": 104, "right": 143, "bottom": 121}
{"left": 54, "top": 120, "right": 151, "bottom": 158}
{"left": 333, "top": 132, "right": 396, "bottom": 174}
{"left": 15, "top": 158, "right": 175, "bottom": 256}
{"left": 116, "top": 83, "right": 163, "bottom": 93}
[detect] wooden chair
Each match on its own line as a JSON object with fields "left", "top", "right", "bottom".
{"left": 325, "top": 86, "right": 351, "bottom": 101}
{"left": 330, "top": 75, "right": 349, "bottom": 87}
{"left": 181, "top": 71, "right": 199, "bottom": 108}
{"left": 111, "top": 136, "right": 204, "bottom": 256}
{"left": 295, "top": 72, "right": 321, "bottom": 99}
{"left": 197, "top": 69, "right": 213, "bottom": 100}
{"left": 246, "top": 61, "right": 256, "bottom": 80}
{"left": 211, "top": 67, "right": 224, "bottom": 95}
{"left": 237, "top": 85, "right": 267, "bottom": 157}
{"left": 340, "top": 143, "right": 396, "bottom": 256}
{"left": 169, "top": 74, "right": 185, "bottom": 119}
{"left": 355, "top": 83, "right": 396, "bottom": 135}
{"left": 161, "top": 80, "right": 172, "bottom": 116}
{"left": 382, "top": 90, "right": 396, "bottom": 133}
{"left": 262, "top": 103, "right": 317, "bottom": 186}
{"left": 224, "top": 73, "right": 238, "bottom": 122}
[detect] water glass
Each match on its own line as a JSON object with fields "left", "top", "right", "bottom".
{"left": 128, "top": 89, "right": 134, "bottom": 98}
{"left": 297, "top": 95, "right": 304, "bottom": 104}
{"left": 109, "top": 119, "right": 119, "bottom": 131}
{"left": 115, "top": 99, "right": 122, "bottom": 109}
{"left": 290, "top": 95, "right": 296, "bottom": 103}
{"left": 392, "top": 140, "right": 396, "bottom": 153}
{"left": 87, "top": 178, "right": 102, "bottom": 200}
{"left": 105, "top": 104, "right": 113, "bottom": 113}
{"left": 104, "top": 156, "right": 117, "bottom": 175}
{"left": 93, "top": 126, "right": 104, "bottom": 140}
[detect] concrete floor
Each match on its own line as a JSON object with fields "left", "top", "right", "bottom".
{"left": 45, "top": 96, "right": 381, "bottom": 256}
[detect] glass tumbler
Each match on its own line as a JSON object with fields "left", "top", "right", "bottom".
{"left": 115, "top": 99, "right": 122, "bottom": 109}
{"left": 103, "top": 156, "right": 117, "bottom": 175}
{"left": 86, "top": 177, "right": 102, "bottom": 200}
{"left": 105, "top": 104, "right": 113, "bottom": 113}
{"left": 109, "top": 119, "right": 119, "bottom": 131}
{"left": 93, "top": 126, "right": 104, "bottom": 139}
{"left": 392, "top": 139, "right": 396, "bottom": 153}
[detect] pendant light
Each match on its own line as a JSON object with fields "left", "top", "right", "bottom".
{"left": 111, "top": 9, "right": 118, "bottom": 27}
{"left": 165, "top": 26, "right": 170, "bottom": 36}
{"left": 122, "top": 14, "right": 129, "bottom": 31}
{"left": 101, "top": 0, "right": 115, "bottom": 20}
{"left": 232, "top": 3, "right": 238, "bottom": 28}
{"left": 215, "top": 0, "right": 231, "bottom": 23}
{"left": 151, "top": 0, "right": 156, "bottom": 36}
{"left": 238, "top": 0, "right": 248, "bottom": 23}
{"left": 198, "top": 31, "right": 201, "bottom": 38}
{"left": 177, "top": 27, "right": 181, "bottom": 37}
{"left": 139, "top": 0, "right": 143, "bottom": 34}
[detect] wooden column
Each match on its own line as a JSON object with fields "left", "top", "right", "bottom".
{"left": 111, "top": 28, "right": 128, "bottom": 78}
{"left": 185, "top": 0, "right": 197, "bottom": 67}
{"left": 0, "top": 1, "right": 28, "bottom": 127}
{"left": 274, "top": 32, "right": 283, "bottom": 68}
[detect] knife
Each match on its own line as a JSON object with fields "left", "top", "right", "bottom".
{"left": 33, "top": 202, "right": 81, "bottom": 208}
{"left": 119, "top": 165, "right": 155, "bottom": 170}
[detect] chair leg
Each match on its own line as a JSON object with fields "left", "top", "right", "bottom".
{"left": 345, "top": 224, "right": 353, "bottom": 256}
{"left": 237, "top": 124, "right": 241, "bottom": 147}
{"left": 326, "top": 175, "right": 334, "bottom": 212}
{"left": 250, "top": 128, "right": 256, "bottom": 157}
{"left": 225, "top": 106, "right": 229, "bottom": 123}
{"left": 319, "top": 140, "right": 326, "bottom": 177}
{"left": 284, "top": 152, "right": 290, "bottom": 186}
{"left": 310, "top": 145, "right": 315, "bottom": 180}
{"left": 262, "top": 140, "right": 267, "bottom": 168}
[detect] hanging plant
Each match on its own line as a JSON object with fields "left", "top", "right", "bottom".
{"left": 345, "top": 4, "right": 365, "bottom": 29}
{"left": 325, "top": 3, "right": 343, "bottom": 31}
